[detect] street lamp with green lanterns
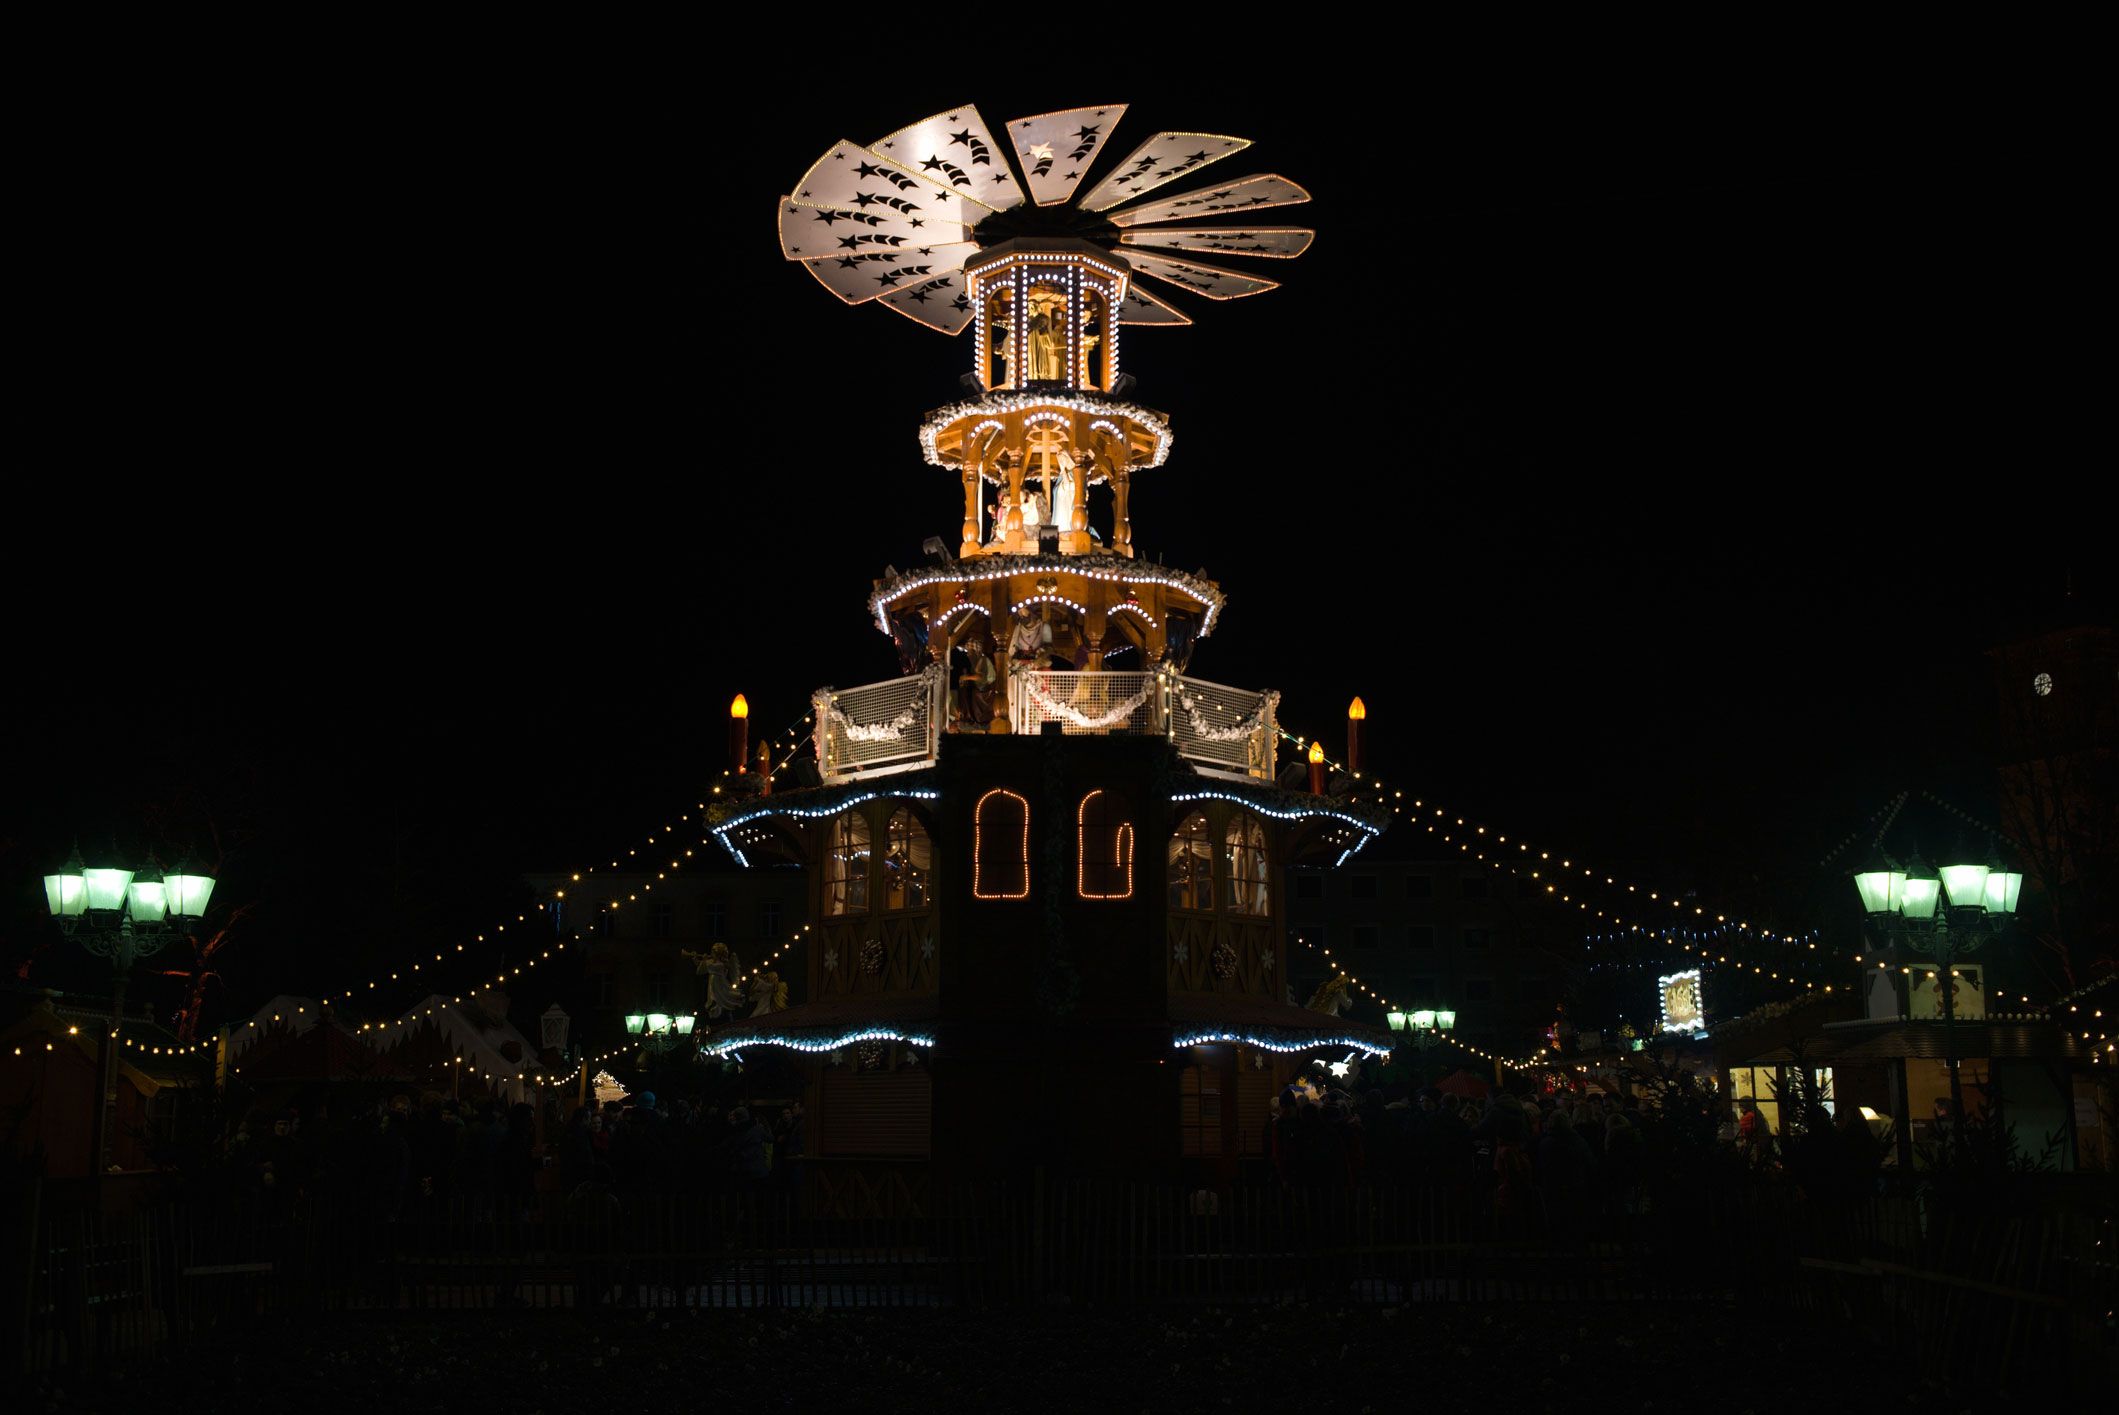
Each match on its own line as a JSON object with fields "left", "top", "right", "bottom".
{"left": 43, "top": 845, "right": 217, "bottom": 1173}
{"left": 1852, "top": 839, "right": 2021, "bottom": 1158}
{"left": 625, "top": 1010, "right": 699, "bottom": 1054}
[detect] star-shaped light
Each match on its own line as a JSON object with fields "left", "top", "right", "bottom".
{"left": 823, "top": 947, "right": 839, "bottom": 971}
{"left": 1173, "top": 942, "right": 1189, "bottom": 964}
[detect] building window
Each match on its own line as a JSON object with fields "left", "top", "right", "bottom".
{"left": 1222, "top": 811, "right": 1270, "bottom": 916}
{"left": 649, "top": 897, "right": 672, "bottom": 938}
{"left": 1077, "top": 790, "right": 1135, "bottom": 899}
{"left": 594, "top": 909, "right": 613, "bottom": 939}
{"left": 1351, "top": 925, "right": 1379, "bottom": 950}
{"left": 762, "top": 899, "right": 782, "bottom": 939}
{"left": 1464, "top": 979, "right": 1493, "bottom": 1000}
{"left": 1519, "top": 977, "right": 1550, "bottom": 1003}
{"left": 550, "top": 898, "right": 566, "bottom": 935}
{"left": 647, "top": 973, "right": 671, "bottom": 1006}
{"left": 593, "top": 973, "right": 616, "bottom": 1007}
{"left": 1407, "top": 925, "right": 1435, "bottom": 949}
{"left": 1294, "top": 872, "right": 1322, "bottom": 901}
{"left": 825, "top": 809, "right": 872, "bottom": 916}
{"left": 704, "top": 895, "right": 726, "bottom": 939}
{"left": 1462, "top": 927, "right": 1491, "bottom": 950}
{"left": 1406, "top": 874, "right": 1434, "bottom": 899}
{"left": 1180, "top": 1063, "right": 1222, "bottom": 1157}
{"left": 1411, "top": 976, "right": 1436, "bottom": 1002}
{"left": 1168, "top": 811, "right": 1214, "bottom": 911}
{"left": 1459, "top": 874, "right": 1490, "bottom": 900}
{"left": 1730, "top": 1066, "right": 1780, "bottom": 1134}
{"left": 1349, "top": 873, "right": 1376, "bottom": 900}
{"left": 882, "top": 807, "right": 932, "bottom": 910}
{"left": 973, "top": 789, "right": 1030, "bottom": 899}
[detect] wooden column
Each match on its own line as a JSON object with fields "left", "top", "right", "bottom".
{"left": 960, "top": 466, "right": 981, "bottom": 559}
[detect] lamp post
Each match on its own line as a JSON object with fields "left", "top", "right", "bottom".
{"left": 44, "top": 846, "right": 216, "bottom": 1174}
{"left": 625, "top": 1010, "right": 698, "bottom": 1055}
{"left": 1852, "top": 842, "right": 2020, "bottom": 1160}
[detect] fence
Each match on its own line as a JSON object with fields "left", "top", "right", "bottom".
{"left": 18, "top": 1177, "right": 2114, "bottom": 1387}
{"left": 812, "top": 667, "right": 945, "bottom": 781}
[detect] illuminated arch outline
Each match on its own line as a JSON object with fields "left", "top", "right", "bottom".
{"left": 1076, "top": 789, "right": 1136, "bottom": 900}
{"left": 972, "top": 788, "right": 1031, "bottom": 900}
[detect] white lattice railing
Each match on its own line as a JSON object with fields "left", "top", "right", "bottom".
{"left": 813, "top": 666, "right": 945, "bottom": 782}
{"left": 1008, "top": 669, "right": 1161, "bottom": 736}
{"left": 814, "top": 667, "right": 1276, "bottom": 783}
{"left": 1166, "top": 673, "right": 1279, "bottom": 781}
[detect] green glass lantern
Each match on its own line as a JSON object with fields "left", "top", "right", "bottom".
{"left": 1983, "top": 865, "right": 2023, "bottom": 915}
{"left": 164, "top": 866, "right": 217, "bottom": 920}
{"left": 1437, "top": 1010, "right": 1457, "bottom": 1031}
{"left": 44, "top": 847, "right": 88, "bottom": 919}
{"left": 1898, "top": 850, "right": 1941, "bottom": 921}
{"left": 1386, "top": 1010, "right": 1406, "bottom": 1032}
{"left": 82, "top": 865, "right": 135, "bottom": 913}
{"left": 624, "top": 1013, "right": 647, "bottom": 1035}
{"left": 646, "top": 1013, "right": 671, "bottom": 1034}
{"left": 1938, "top": 846, "right": 1991, "bottom": 910}
{"left": 1410, "top": 1009, "right": 1436, "bottom": 1030}
{"left": 1852, "top": 848, "right": 1906, "bottom": 916}
{"left": 126, "top": 874, "right": 169, "bottom": 925}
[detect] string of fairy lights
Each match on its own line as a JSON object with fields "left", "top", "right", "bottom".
{"left": 1280, "top": 726, "right": 1841, "bottom": 991}
{"left": 1294, "top": 934, "right": 1584, "bottom": 1076}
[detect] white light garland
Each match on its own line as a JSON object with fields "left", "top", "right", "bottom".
{"left": 713, "top": 789, "right": 941, "bottom": 863}
{"left": 934, "top": 600, "right": 990, "bottom": 627}
{"left": 1169, "top": 790, "right": 1381, "bottom": 837}
{"left": 1175, "top": 689, "right": 1261, "bottom": 743}
{"left": 919, "top": 392, "right": 1173, "bottom": 471}
{"left": 703, "top": 1026, "right": 934, "bottom": 1058}
{"left": 1019, "top": 673, "right": 1157, "bottom": 730}
{"left": 1173, "top": 1030, "right": 1389, "bottom": 1057}
{"left": 1010, "top": 592, "right": 1088, "bottom": 615}
{"left": 871, "top": 556, "right": 1224, "bottom": 633}
{"left": 825, "top": 696, "right": 926, "bottom": 743}
{"left": 1109, "top": 601, "right": 1159, "bottom": 629}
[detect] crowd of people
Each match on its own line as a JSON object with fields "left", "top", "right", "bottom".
{"left": 1262, "top": 1072, "right": 1887, "bottom": 1231}
{"left": 213, "top": 1088, "right": 807, "bottom": 1223}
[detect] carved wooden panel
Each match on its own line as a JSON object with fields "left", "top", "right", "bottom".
{"left": 817, "top": 910, "right": 939, "bottom": 999}
{"left": 1166, "top": 912, "right": 1275, "bottom": 998}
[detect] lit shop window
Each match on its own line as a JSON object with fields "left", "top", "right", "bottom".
{"left": 1167, "top": 811, "right": 1213, "bottom": 912}
{"left": 826, "top": 810, "right": 871, "bottom": 917}
{"left": 1077, "top": 790, "right": 1135, "bottom": 900}
{"left": 973, "top": 789, "right": 1030, "bottom": 899}
{"left": 883, "top": 808, "right": 932, "bottom": 911}
{"left": 1222, "top": 811, "right": 1270, "bottom": 917}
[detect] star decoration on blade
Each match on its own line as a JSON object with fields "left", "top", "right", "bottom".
{"left": 777, "top": 102, "right": 1312, "bottom": 335}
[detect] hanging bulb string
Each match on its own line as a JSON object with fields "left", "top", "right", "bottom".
{"left": 1278, "top": 725, "right": 1836, "bottom": 967}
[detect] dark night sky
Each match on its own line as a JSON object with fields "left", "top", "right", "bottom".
{"left": 6, "top": 76, "right": 2104, "bottom": 1019}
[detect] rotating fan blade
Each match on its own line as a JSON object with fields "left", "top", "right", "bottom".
{"left": 881, "top": 273, "right": 977, "bottom": 333}
{"left": 778, "top": 198, "right": 964, "bottom": 261}
{"left": 869, "top": 105, "right": 1024, "bottom": 212}
{"left": 1004, "top": 103, "right": 1129, "bottom": 206}
{"left": 1125, "top": 251, "right": 1281, "bottom": 301}
{"left": 1119, "top": 227, "right": 1313, "bottom": 258}
{"left": 1105, "top": 174, "right": 1311, "bottom": 229}
{"left": 788, "top": 140, "right": 984, "bottom": 231}
{"left": 1114, "top": 284, "right": 1192, "bottom": 326}
{"left": 802, "top": 242, "right": 979, "bottom": 305}
{"left": 1079, "top": 132, "right": 1251, "bottom": 212}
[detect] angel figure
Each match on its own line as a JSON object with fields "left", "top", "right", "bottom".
{"left": 747, "top": 970, "right": 789, "bottom": 1017}
{"left": 682, "top": 942, "right": 747, "bottom": 1019}
{"left": 1305, "top": 974, "right": 1353, "bottom": 1019}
